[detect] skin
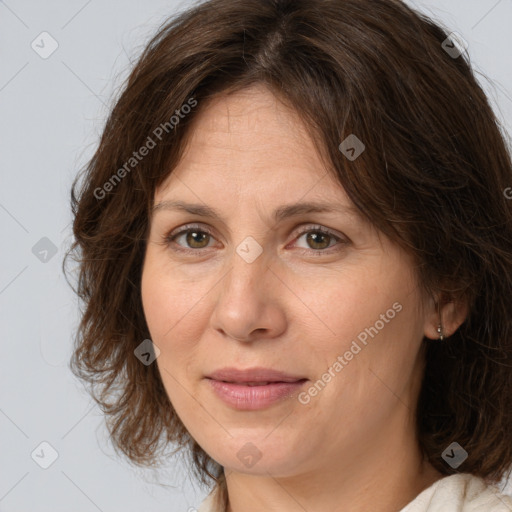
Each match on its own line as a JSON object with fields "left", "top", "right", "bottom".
{"left": 141, "top": 84, "right": 467, "bottom": 512}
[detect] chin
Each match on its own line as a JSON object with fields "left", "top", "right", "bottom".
{"left": 203, "top": 436, "right": 306, "bottom": 477}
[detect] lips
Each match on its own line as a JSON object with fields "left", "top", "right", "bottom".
{"left": 206, "top": 366, "right": 307, "bottom": 384}
{"left": 205, "top": 368, "right": 308, "bottom": 410}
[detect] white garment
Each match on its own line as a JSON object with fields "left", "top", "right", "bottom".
{"left": 197, "top": 473, "right": 512, "bottom": 512}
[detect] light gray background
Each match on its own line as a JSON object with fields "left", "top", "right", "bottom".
{"left": 1, "top": 0, "right": 511, "bottom": 510}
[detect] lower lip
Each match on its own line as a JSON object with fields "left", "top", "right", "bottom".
{"left": 206, "top": 378, "right": 307, "bottom": 410}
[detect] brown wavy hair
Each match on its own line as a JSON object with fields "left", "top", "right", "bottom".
{"left": 64, "top": 0, "right": 512, "bottom": 507}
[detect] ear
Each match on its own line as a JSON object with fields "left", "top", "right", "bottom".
{"left": 423, "top": 293, "right": 469, "bottom": 340}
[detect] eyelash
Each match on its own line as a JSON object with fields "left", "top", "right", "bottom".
{"left": 163, "top": 223, "right": 348, "bottom": 256}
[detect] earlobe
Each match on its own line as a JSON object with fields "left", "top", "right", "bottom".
{"left": 424, "top": 295, "right": 469, "bottom": 341}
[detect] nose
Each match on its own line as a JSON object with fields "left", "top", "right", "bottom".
{"left": 209, "top": 243, "right": 287, "bottom": 343}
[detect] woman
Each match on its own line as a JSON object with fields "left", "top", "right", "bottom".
{"left": 65, "top": 0, "right": 512, "bottom": 510}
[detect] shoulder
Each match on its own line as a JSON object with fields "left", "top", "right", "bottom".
{"left": 400, "top": 473, "right": 512, "bottom": 512}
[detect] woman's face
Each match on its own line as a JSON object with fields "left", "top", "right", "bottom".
{"left": 141, "top": 84, "right": 437, "bottom": 479}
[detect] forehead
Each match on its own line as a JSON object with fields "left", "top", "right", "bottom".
{"left": 186, "top": 83, "right": 303, "bottom": 136}
{"left": 155, "top": 84, "right": 347, "bottom": 205}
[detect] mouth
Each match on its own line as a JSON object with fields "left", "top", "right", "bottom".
{"left": 214, "top": 380, "right": 307, "bottom": 386}
{"left": 204, "top": 368, "right": 308, "bottom": 410}
{"left": 206, "top": 366, "right": 307, "bottom": 384}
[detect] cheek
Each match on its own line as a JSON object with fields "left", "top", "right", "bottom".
{"left": 299, "top": 263, "right": 402, "bottom": 353}
{"left": 140, "top": 252, "right": 218, "bottom": 381}
{"left": 141, "top": 261, "right": 171, "bottom": 341}
{"left": 141, "top": 257, "right": 202, "bottom": 413}
{"left": 141, "top": 252, "right": 199, "bottom": 341}
{"left": 300, "top": 261, "right": 422, "bottom": 397}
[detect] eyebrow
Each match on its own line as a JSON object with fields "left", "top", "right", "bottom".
{"left": 152, "top": 199, "right": 360, "bottom": 223}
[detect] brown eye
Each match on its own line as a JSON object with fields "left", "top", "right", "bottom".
{"left": 294, "top": 226, "right": 347, "bottom": 253}
{"left": 165, "top": 225, "right": 216, "bottom": 252}
{"left": 164, "top": 224, "right": 348, "bottom": 256}
{"left": 183, "top": 230, "right": 211, "bottom": 249}
{"left": 304, "top": 231, "right": 332, "bottom": 250}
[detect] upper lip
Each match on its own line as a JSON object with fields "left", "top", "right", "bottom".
{"left": 206, "top": 367, "right": 307, "bottom": 383}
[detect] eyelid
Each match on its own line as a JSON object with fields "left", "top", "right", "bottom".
{"left": 164, "top": 222, "right": 348, "bottom": 254}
